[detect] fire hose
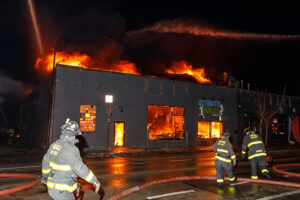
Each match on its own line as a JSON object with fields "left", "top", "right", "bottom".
{"left": 107, "top": 176, "right": 300, "bottom": 200}
{"left": 273, "top": 163, "right": 300, "bottom": 178}
{"left": 0, "top": 173, "right": 40, "bottom": 196}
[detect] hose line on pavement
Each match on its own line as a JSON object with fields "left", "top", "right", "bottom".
{"left": 0, "top": 173, "right": 40, "bottom": 196}
{"left": 107, "top": 176, "right": 300, "bottom": 200}
{"left": 273, "top": 163, "right": 300, "bottom": 178}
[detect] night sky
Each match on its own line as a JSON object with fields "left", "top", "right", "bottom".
{"left": 1, "top": 0, "right": 300, "bottom": 107}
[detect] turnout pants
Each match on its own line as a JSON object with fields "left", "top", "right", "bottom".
{"left": 250, "top": 156, "right": 269, "bottom": 179}
{"left": 215, "top": 160, "right": 235, "bottom": 184}
{"left": 48, "top": 188, "right": 75, "bottom": 200}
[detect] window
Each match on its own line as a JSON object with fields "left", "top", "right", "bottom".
{"left": 147, "top": 105, "right": 184, "bottom": 140}
{"left": 198, "top": 121, "right": 223, "bottom": 139}
{"left": 114, "top": 122, "right": 125, "bottom": 147}
{"left": 80, "top": 105, "right": 96, "bottom": 133}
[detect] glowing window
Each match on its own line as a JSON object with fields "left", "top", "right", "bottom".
{"left": 198, "top": 122, "right": 210, "bottom": 139}
{"left": 198, "top": 121, "right": 223, "bottom": 139}
{"left": 80, "top": 105, "right": 96, "bottom": 133}
{"left": 211, "top": 122, "right": 223, "bottom": 138}
{"left": 147, "top": 105, "right": 184, "bottom": 140}
{"left": 114, "top": 122, "right": 125, "bottom": 147}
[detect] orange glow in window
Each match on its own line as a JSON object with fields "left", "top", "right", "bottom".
{"left": 80, "top": 105, "right": 96, "bottom": 132}
{"left": 114, "top": 122, "right": 125, "bottom": 147}
{"left": 198, "top": 122, "right": 210, "bottom": 139}
{"left": 211, "top": 122, "right": 223, "bottom": 138}
{"left": 198, "top": 121, "right": 222, "bottom": 139}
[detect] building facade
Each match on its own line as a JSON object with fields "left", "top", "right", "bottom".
{"left": 23, "top": 64, "right": 300, "bottom": 150}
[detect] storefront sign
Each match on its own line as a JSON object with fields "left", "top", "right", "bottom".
{"left": 198, "top": 99, "right": 223, "bottom": 119}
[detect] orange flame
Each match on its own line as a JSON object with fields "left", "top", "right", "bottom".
{"left": 35, "top": 51, "right": 140, "bottom": 75}
{"left": 147, "top": 106, "right": 184, "bottom": 140}
{"left": 165, "top": 60, "right": 211, "bottom": 84}
{"left": 114, "top": 122, "right": 124, "bottom": 147}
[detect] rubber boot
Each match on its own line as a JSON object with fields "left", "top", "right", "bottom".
{"left": 264, "top": 172, "right": 271, "bottom": 180}
{"left": 217, "top": 183, "right": 224, "bottom": 189}
{"left": 230, "top": 177, "right": 237, "bottom": 185}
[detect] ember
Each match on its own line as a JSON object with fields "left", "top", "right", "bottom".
{"left": 165, "top": 60, "right": 211, "bottom": 84}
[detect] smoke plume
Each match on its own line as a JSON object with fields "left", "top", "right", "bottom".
{"left": 128, "top": 18, "right": 300, "bottom": 40}
{"left": 0, "top": 72, "right": 33, "bottom": 102}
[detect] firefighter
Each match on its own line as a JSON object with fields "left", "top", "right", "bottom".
{"left": 242, "top": 128, "right": 271, "bottom": 180}
{"left": 41, "top": 118, "right": 101, "bottom": 200}
{"left": 213, "top": 130, "right": 237, "bottom": 188}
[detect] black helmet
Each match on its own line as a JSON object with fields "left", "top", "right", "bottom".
{"left": 61, "top": 118, "right": 81, "bottom": 136}
{"left": 222, "top": 130, "right": 231, "bottom": 137}
{"left": 244, "top": 128, "right": 255, "bottom": 135}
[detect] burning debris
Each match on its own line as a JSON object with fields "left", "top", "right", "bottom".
{"left": 147, "top": 105, "right": 184, "bottom": 140}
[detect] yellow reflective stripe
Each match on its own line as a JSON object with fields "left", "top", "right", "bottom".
{"left": 47, "top": 182, "right": 55, "bottom": 188}
{"left": 215, "top": 156, "right": 231, "bottom": 163}
{"left": 231, "top": 155, "right": 236, "bottom": 159}
{"left": 228, "top": 177, "right": 235, "bottom": 181}
{"left": 217, "top": 179, "right": 224, "bottom": 183}
{"left": 248, "top": 141, "right": 262, "bottom": 147}
{"left": 262, "top": 169, "right": 269, "bottom": 173}
{"left": 217, "top": 149, "right": 228, "bottom": 153}
{"left": 248, "top": 153, "right": 267, "bottom": 159}
{"left": 251, "top": 176, "right": 258, "bottom": 179}
{"left": 242, "top": 150, "right": 246, "bottom": 154}
{"left": 49, "top": 161, "right": 71, "bottom": 171}
{"left": 42, "top": 168, "right": 51, "bottom": 174}
{"left": 47, "top": 181, "right": 77, "bottom": 192}
{"left": 85, "top": 171, "right": 94, "bottom": 182}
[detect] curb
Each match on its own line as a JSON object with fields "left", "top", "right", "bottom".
{"left": 106, "top": 176, "right": 300, "bottom": 200}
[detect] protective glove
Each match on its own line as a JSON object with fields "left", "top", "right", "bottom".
{"left": 41, "top": 175, "right": 48, "bottom": 185}
{"left": 93, "top": 180, "right": 101, "bottom": 193}
{"left": 232, "top": 159, "right": 237, "bottom": 167}
{"left": 242, "top": 153, "right": 246, "bottom": 160}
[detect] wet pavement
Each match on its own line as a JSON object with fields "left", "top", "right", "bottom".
{"left": 0, "top": 145, "right": 300, "bottom": 199}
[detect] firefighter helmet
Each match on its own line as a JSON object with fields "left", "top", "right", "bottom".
{"left": 61, "top": 118, "right": 81, "bottom": 136}
{"left": 244, "top": 128, "right": 255, "bottom": 135}
{"left": 222, "top": 130, "right": 231, "bottom": 137}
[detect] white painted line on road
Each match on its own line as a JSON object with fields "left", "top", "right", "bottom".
{"left": 283, "top": 175, "right": 290, "bottom": 177}
{"left": 229, "top": 181, "right": 249, "bottom": 186}
{"left": 170, "top": 159, "right": 193, "bottom": 162}
{"left": 256, "top": 189, "right": 300, "bottom": 200}
{"left": 0, "top": 165, "right": 41, "bottom": 171}
{"left": 147, "top": 190, "right": 195, "bottom": 199}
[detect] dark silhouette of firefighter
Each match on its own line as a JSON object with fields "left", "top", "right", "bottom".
{"left": 41, "top": 118, "right": 100, "bottom": 200}
{"left": 213, "top": 130, "right": 237, "bottom": 188}
{"left": 242, "top": 128, "right": 271, "bottom": 180}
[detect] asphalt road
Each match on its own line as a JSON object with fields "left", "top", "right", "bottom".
{"left": 0, "top": 147, "right": 300, "bottom": 199}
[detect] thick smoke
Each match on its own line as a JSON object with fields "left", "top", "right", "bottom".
{"left": 0, "top": 72, "right": 32, "bottom": 102}
{"left": 37, "top": 0, "right": 129, "bottom": 69}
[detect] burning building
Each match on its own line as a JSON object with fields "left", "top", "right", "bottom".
{"left": 22, "top": 63, "right": 300, "bottom": 150}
